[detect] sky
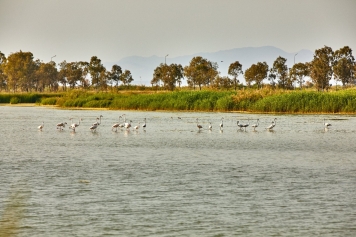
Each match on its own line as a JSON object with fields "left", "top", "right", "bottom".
{"left": 1, "top": 0, "right": 355, "bottom": 64}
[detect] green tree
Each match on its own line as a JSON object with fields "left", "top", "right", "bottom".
{"left": 89, "top": 56, "right": 105, "bottom": 90}
{"left": 152, "top": 63, "right": 184, "bottom": 90}
{"left": 290, "top": 62, "right": 310, "bottom": 89}
{"left": 109, "top": 64, "right": 122, "bottom": 90}
{"left": 211, "top": 75, "right": 233, "bottom": 90}
{"left": 271, "top": 56, "right": 290, "bottom": 89}
{"left": 120, "top": 70, "right": 133, "bottom": 86}
{"left": 183, "top": 56, "right": 218, "bottom": 90}
{"left": 333, "top": 46, "right": 355, "bottom": 87}
{"left": 35, "top": 61, "right": 58, "bottom": 91}
{"left": 0, "top": 51, "right": 7, "bottom": 91}
{"left": 3, "top": 51, "right": 38, "bottom": 92}
{"left": 310, "top": 46, "right": 334, "bottom": 91}
{"left": 244, "top": 62, "right": 269, "bottom": 88}
{"left": 228, "top": 61, "right": 243, "bottom": 90}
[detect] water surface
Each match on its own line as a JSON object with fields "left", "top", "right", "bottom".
{"left": 1, "top": 106, "right": 356, "bottom": 236}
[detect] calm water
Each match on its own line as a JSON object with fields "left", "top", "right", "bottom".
{"left": 1, "top": 106, "right": 356, "bottom": 236}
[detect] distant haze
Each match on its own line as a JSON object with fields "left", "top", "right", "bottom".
{"left": 105, "top": 46, "right": 314, "bottom": 85}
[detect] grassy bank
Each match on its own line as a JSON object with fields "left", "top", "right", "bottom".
{"left": 2, "top": 89, "right": 356, "bottom": 113}
{"left": 0, "top": 93, "right": 63, "bottom": 104}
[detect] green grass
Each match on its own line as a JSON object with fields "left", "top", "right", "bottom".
{"left": 2, "top": 88, "right": 356, "bottom": 113}
{"left": 0, "top": 93, "right": 63, "bottom": 104}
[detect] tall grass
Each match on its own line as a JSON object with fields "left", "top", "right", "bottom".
{"left": 0, "top": 93, "right": 63, "bottom": 104}
{"left": 56, "top": 90, "right": 237, "bottom": 111}
{"left": 2, "top": 88, "right": 356, "bottom": 113}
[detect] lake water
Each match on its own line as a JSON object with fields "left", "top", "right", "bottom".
{"left": 1, "top": 106, "right": 356, "bottom": 236}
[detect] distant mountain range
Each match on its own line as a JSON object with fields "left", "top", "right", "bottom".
{"left": 104, "top": 46, "right": 314, "bottom": 85}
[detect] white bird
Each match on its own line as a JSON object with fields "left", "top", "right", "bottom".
{"left": 111, "top": 116, "right": 123, "bottom": 132}
{"left": 93, "top": 115, "right": 103, "bottom": 126}
{"left": 134, "top": 122, "right": 140, "bottom": 130}
{"left": 237, "top": 121, "right": 243, "bottom": 130}
{"left": 38, "top": 122, "right": 44, "bottom": 131}
{"left": 70, "top": 118, "right": 81, "bottom": 131}
{"left": 219, "top": 117, "right": 224, "bottom": 130}
{"left": 242, "top": 119, "right": 249, "bottom": 131}
{"left": 324, "top": 118, "right": 331, "bottom": 128}
{"left": 142, "top": 118, "right": 147, "bottom": 129}
{"left": 56, "top": 122, "right": 67, "bottom": 130}
{"left": 89, "top": 123, "right": 98, "bottom": 132}
{"left": 208, "top": 122, "right": 212, "bottom": 130}
{"left": 251, "top": 119, "right": 259, "bottom": 131}
{"left": 266, "top": 118, "right": 277, "bottom": 130}
{"left": 196, "top": 118, "right": 202, "bottom": 130}
{"left": 125, "top": 120, "right": 132, "bottom": 129}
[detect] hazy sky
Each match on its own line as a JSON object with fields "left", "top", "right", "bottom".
{"left": 1, "top": 0, "right": 355, "bottom": 64}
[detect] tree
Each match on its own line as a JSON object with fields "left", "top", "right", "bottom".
{"left": 244, "top": 62, "right": 269, "bottom": 88}
{"left": 333, "top": 46, "right": 355, "bottom": 87}
{"left": 0, "top": 51, "right": 7, "bottom": 91}
{"left": 120, "top": 70, "right": 133, "bottom": 86}
{"left": 290, "top": 62, "right": 310, "bottom": 89}
{"left": 310, "top": 46, "right": 334, "bottom": 91}
{"left": 152, "top": 63, "right": 184, "bottom": 90}
{"left": 228, "top": 61, "right": 243, "bottom": 90}
{"left": 3, "top": 51, "right": 38, "bottom": 92}
{"left": 89, "top": 56, "right": 105, "bottom": 90}
{"left": 109, "top": 64, "right": 122, "bottom": 90}
{"left": 35, "top": 61, "right": 58, "bottom": 91}
{"left": 271, "top": 56, "right": 290, "bottom": 89}
{"left": 183, "top": 56, "right": 218, "bottom": 90}
{"left": 211, "top": 75, "right": 233, "bottom": 90}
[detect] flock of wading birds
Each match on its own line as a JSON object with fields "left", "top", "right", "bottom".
{"left": 36, "top": 114, "right": 333, "bottom": 132}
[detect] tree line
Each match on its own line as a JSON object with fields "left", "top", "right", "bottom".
{"left": 0, "top": 45, "right": 355, "bottom": 92}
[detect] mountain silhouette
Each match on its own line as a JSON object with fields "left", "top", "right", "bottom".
{"left": 104, "top": 46, "right": 313, "bottom": 85}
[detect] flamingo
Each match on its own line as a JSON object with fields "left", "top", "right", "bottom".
{"left": 89, "top": 123, "right": 98, "bottom": 132}
{"left": 196, "top": 118, "right": 202, "bottom": 130}
{"left": 70, "top": 118, "right": 81, "bottom": 131}
{"left": 208, "top": 122, "right": 212, "bottom": 130}
{"left": 242, "top": 119, "right": 249, "bottom": 131}
{"left": 266, "top": 118, "right": 277, "bottom": 130}
{"left": 237, "top": 121, "right": 243, "bottom": 130}
{"left": 324, "top": 118, "right": 331, "bottom": 128}
{"left": 125, "top": 120, "right": 132, "bottom": 129}
{"left": 93, "top": 115, "right": 103, "bottom": 126}
{"left": 219, "top": 118, "right": 224, "bottom": 130}
{"left": 56, "top": 122, "right": 67, "bottom": 130}
{"left": 251, "top": 119, "right": 259, "bottom": 131}
{"left": 134, "top": 122, "right": 140, "bottom": 130}
{"left": 142, "top": 118, "right": 147, "bottom": 129}
{"left": 112, "top": 116, "right": 122, "bottom": 132}
{"left": 38, "top": 122, "right": 44, "bottom": 131}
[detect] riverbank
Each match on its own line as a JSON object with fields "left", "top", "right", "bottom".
{"left": 2, "top": 88, "right": 356, "bottom": 114}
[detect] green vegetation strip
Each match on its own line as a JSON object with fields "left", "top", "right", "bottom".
{"left": 2, "top": 89, "right": 356, "bottom": 113}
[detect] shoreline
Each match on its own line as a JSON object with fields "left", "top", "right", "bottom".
{"left": 2, "top": 103, "right": 356, "bottom": 115}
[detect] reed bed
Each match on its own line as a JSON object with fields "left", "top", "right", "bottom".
{"left": 0, "top": 93, "right": 62, "bottom": 104}
{"left": 2, "top": 88, "right": 356, "bottom": 113}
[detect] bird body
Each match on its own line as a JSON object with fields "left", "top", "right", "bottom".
{"left": 142, "top": 118, "right": 147, "bottom": 129}
{"left": 266, "top": 118, "right": 277, "bottom": 130}
{"left": 237, "top": 121, "right": 243, "bottom": 129}
{"left": 219, "top": 118, "right": 224, "bottom": 130}
{"left": 242, "top": 120, "right": 249, "bottom": 131}
{"left": 56, "top": 122, "right": 67, "bottom": 130}
{"left": 324, "top": 119, "right": 331, "bottom": 128}
{"left": 70, "top": 118, "right": 81, "bottom": 131}
{"left": 93, "top": 115, "right": 103, "bottom": 126}
{"left": 196, "top": 118, "right": 202, "bottom": 130}
{"left": 38, "top": 122, "right": 44, "bottom": 130}
{"left": 90, "top": 124, "right": 98, "bottom": 132}
{"left": 251, "top": 119, "right": 259, "bottom": 131}
{"left": 209, "top": 122, "right": 212, "bottom": 130}
{"left": 134, "top": 122, "right": 140, "bottom": 130}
